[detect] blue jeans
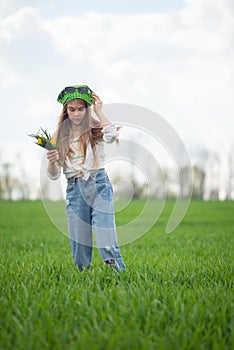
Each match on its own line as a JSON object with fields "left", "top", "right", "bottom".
{"left": 66, "top": 169, "right": 126, "bottom": 272}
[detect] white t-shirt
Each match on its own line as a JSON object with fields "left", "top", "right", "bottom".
{"left": 47, "top": 124, "right": 119, "bottom": 180}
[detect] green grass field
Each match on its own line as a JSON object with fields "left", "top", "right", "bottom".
{"left": 0, "top": 200, "right": 233, "bottom": 350}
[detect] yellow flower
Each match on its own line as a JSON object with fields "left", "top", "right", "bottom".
{"left": 37, "top": 138, "right": 42, "bottom": 145}
{"left": 50, "top": 137, "right": 55, "bottom": 145}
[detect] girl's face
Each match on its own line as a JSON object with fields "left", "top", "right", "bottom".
{"left": 66, "top": 99, "right": 87, "bottom": 126}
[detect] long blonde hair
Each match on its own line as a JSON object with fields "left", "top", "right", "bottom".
{"left": 55, "top": 99, "right": 103, "bottom": 166}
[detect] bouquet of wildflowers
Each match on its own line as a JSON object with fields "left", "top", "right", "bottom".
{"left": 29, "top": 128, "right": 59, "bottom": 150}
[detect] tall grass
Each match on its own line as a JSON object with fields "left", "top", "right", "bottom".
{"left": 0, "top": 200, "right": 233, "bottom": 350}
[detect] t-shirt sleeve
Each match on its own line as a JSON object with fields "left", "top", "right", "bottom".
{"left": 46, "top": 167, "right": 61, "bottom": 180}
{"left": 102, "top": 124, "right": 119, "bottom": 144}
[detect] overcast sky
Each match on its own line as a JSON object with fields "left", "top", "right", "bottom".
{"left": 0, "top": 0, "right": 233, "bottom": 181}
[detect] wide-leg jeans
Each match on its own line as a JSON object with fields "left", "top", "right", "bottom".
{"left": 66, "top": 169, "right": 126, "bottom": 272}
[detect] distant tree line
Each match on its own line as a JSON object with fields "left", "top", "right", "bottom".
{"left": 111, "top": 146, "right": 234, "bottom": 201}
{"left": 0, "top": 158, "right": 36, "bottom": 201}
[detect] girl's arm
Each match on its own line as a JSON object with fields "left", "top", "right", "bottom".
{"left": 92, "top": 92, "right": 119, "bottom": 143}
{"left": 47, "top": 149, "right": 61, "bottom": 179}
{"left": 92, "top": 93, "right": 111, "bottom": 127}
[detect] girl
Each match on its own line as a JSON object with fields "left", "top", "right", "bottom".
{"left": 46, "top": 85, "right": 126, "bottom": 272}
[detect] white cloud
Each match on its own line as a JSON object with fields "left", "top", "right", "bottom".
{"left": 24, "top": 98, "right": 57, "bottom": 123}
{"left": 0, "top": 61, "right": 20, "bottom": 88}
{"left": 0, "top": 0, "right": 35, "bottom": 18}
{"left": 0, "top": 6, "right": 38, "bottom": 42}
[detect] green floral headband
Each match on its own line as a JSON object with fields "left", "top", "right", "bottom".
{"left": 57, "top": 85, "right": 93, "bottom": 105}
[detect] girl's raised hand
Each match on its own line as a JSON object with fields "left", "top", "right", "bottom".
{"left": 92, "top": 93, "right": 103, "bottom": 115}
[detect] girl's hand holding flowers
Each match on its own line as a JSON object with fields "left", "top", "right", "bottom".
{"left": 29, "top": 128, "right": 61, "bottom": 166}
{"left": 29, "top": 128, "right": 58, "bottom": 150}
{"left": 47, "top": 149, "right": 60, "bottom": 164}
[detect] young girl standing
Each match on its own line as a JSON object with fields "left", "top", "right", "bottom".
{"left": 46, "top": 85, "right": 126, "bottom": 272}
